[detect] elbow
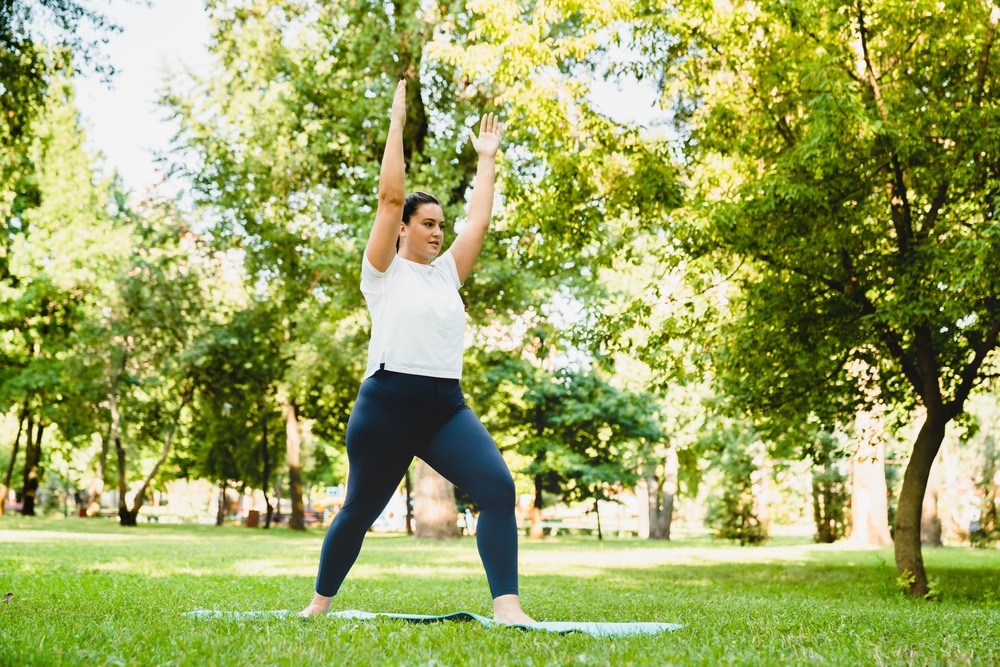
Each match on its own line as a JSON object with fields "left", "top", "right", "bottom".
{"left": 378, "top": 191, "right": 405, "bottom": 207}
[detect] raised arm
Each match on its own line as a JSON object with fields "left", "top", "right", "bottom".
{"left": 449, "top": 113, "right": 504, "bottom": 285}
{"left": 365, "top": 80, "right": 408, "bottom": 272}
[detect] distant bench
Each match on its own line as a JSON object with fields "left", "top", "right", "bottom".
{"left": 528, "top": 521, "right": 640, "bottom": 537}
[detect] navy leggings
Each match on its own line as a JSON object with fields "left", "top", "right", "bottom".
{"left": 314, "top": 369, "right": 519, "bottom": 599}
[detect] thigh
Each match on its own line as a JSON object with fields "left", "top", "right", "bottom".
{"left": 420, "top": 406, "right": 514, "bottom": 502}
{"left": 342, "top": 381, "right": 415, "bottom": 508}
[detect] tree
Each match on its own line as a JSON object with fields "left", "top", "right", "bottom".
{"left": 472, "top": 350, "right": 661, "bottom": 540}
{"left": 86, "top": 212, "right": 210, "bottom": 526}
{"left": 633, "top": 0, "right": 1000, "bottom": 596}
{"left": 645, "top": 446, "right": 679, "bottom": 540}
{"left": 810, "top": 431, "right": 849, "bottom": 544}
{"left": 701, "top": 414, "right": 771, "bottom": 546}
{"left": 2, "top": 2, "right": 121, "bottom": 269}
{"left": 554, "top": 372, "right": 662, "bottom": 540}
{"left": 186, "top": 304, "right": 288, "bottom": 527}
{"left": 412, "top": 461, "right": 460, "bottom": 540}
{"left": 165, "top": 0, "right": 678, "bottom": 532}
{"left": 0, "top": 74, "right": 128, "bottom": 516}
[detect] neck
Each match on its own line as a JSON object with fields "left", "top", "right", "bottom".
{"left": 398, "top": 246, "right": 432, "bottom": 265}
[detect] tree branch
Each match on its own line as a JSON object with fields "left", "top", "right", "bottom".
{"left": 856, "top": 2, "right": 914, "bottom": 255}
{"left": 946, "top": 316, "right": 1000, "bottom": 420}
{"left": 974, "top": 5, "right": 1000, "bottom": 106}
{"left": 755, "top": 251, "right": 845, "bottom": 293}
{"left": 889, "top": 155, "right": 914, "bottom": 253}
{"left": 775, "top": 115, "right": 796, "bottom": 147}
{"left": 754, "top": 246, "right": 926, "bottom": 398}
{"left": 856, "top": 1, "right": 889, "bottom": 123}
{"left": 835, "top": 249, "right": 926, "bottom": 397}
{"left": 913, "top": 324, "right": 944, "bottom": 411}
{"left": 128, "top": 384, "right": 193, "bottom": 517}
{"left": 916, "top": 179, "right": 949, "bottom": 240}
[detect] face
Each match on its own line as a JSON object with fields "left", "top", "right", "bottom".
{"left": 399, "top": 203, "right": 446, "bottom": 261}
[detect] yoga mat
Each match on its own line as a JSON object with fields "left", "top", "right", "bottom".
{"left": 182, "top": 609, "right": 682, "bottom": 637}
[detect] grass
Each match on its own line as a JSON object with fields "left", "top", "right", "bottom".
{"left": 1, "top": 517, "right": 999, "bottom": 666}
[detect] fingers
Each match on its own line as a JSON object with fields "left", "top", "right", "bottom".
{"left": 390, "top": 80, "right": 407, "bottom": 125}
{"left": 473, "top": 113, "right": 505, "bottom": 136}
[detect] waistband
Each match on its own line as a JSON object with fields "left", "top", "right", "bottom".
{"left": 366, "top": 365, "right": 462, "bottom": 401}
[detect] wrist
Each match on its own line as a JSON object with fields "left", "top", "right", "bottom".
{"left": 477, "top": 154, "right": 497, "bottom": 163}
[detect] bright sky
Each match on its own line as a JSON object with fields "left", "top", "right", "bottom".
{"left": 74, "top": 0, "right": 214, "bottom": 197}
{"left": 73, "top": 1, "right": 663, "bottom": 198}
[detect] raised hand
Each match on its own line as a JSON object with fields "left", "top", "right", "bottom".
{"left": 391, "top": 80, "right": 407, "bottom": 127}
{"left": 467, "top": 113, "right": 504, "bottom": 159}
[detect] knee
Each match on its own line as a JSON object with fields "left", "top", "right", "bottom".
{"left": 481, "top": 472, "right": 516, "bottom": 510}
{"left": 330, "top": 502, "right": 379, "bottom": 532}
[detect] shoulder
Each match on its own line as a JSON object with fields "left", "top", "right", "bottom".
{"left": 433, "top": 250, "right": 462, "bottom": 289}
{"left": 361, "top": 251, "right": 399, "bottom": 292}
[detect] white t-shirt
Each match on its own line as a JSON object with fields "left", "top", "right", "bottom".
{"left": 361, "top": 249, "right": 466, "bottom": 380}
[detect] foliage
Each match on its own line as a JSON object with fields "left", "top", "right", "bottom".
{"left": 970, "top": 432, "right": 1000, "bottom": 548}
{"left": 809, "top": 430, "right": 850, "bottom": 543}
{"left": 0, "top": 74, "right": 130, "bottom": 500}
{"left": 1, "top": 1, "right": 121, "bottom": 246}
{"left": 470, "top": 350, "right": 662, "bottom": 515}
{"left": 703, "top": 416, "right": 770, "bottom": 546}
{"left": 630, "top": 0, "right": 1000, "bottom": 593}
{"left": 184, "top": 302, "right": 285, "bottom": 496}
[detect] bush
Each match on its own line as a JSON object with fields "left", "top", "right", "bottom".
{"left": 706, "top": 438, "right": 769, "bottom": 545}
{"left": 970, "top": 435, "right": 999, "bottom": 549}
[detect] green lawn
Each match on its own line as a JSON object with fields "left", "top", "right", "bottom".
{"left": 1, "top": 517, "right": 999, "bottom": 666}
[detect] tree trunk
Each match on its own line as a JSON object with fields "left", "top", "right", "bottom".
{"left": 404, "top": 468, "right": 413, "bottom": 536}
{"left": 216, "top": 483, "right": 225, "bottom": 526}
{"left": 413, "top": 460, "right": 459, "bottom": 540}
{"left": 894, "top": 413, "right": 947, "bottom": 597}
{"left": 660, "top": 448, "right": 678, "bottom": 540}
{"left": 21, "top": 418, "right": 42, "bottom": 516}
{"left": 529, "top": 471, "right": 544, "bottom": 540}
{"left": 647, "top": 449, "right": 677, "bottom": 540}
{"left": 812, "top": 471, "right": 825, "bottom": 542}
{"left": 0, "top": 413, "right": 25, "bottom": 518}
{"left": 646, "top": 461, "right": 662, "bottom": 539}
{"left": 114, "top": 431, "right": 134, "bottom": 526}
{"left": 850, "top": 409, "right": 893, "bottom": 546}
{"left": 284, "top": 399, "right": 306, "bottom": 531}
{"left": 850, "top": 449, "right": 891, "bottom": 545}
{"left": 262, "top": 413, "right": 273, "bottom": 529}
{"left": 120, "top": 404, "right": 184, "bottom": 526}
{"left": 921, "top": 464, "right": 943, "bottom": 547}
{"left": 87, "top": 430, "right": 110, "bottom": 510}
{"left": 594, "top": 500, "right": 603, "bottom": 540}
{"left": 274, "top": 477, "right": 283, "bottom": 523}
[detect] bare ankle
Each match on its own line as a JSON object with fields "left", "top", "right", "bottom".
{"left": 493, "top": 594, "right": 534, "bottom": 624}
{"left": 301, "top": 592, "right": 333, "bottom": 616}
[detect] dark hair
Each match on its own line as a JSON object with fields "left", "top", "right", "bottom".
{"left": 397, "top": 191, "right": 441, "bottom": 251}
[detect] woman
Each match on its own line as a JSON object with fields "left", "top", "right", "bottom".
{"left": 300, "top": 80, "right": 533, "bottom": 624}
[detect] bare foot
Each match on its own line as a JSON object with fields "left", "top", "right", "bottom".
{"left": 493, "top": 594, "right": 534, "bottom": 625}
{"left": 299, "top": 592, "right": 333, "bottom": 617}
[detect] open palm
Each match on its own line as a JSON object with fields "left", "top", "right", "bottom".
{"left": 468, "top": 113, "right": 504, "bottom": 158}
